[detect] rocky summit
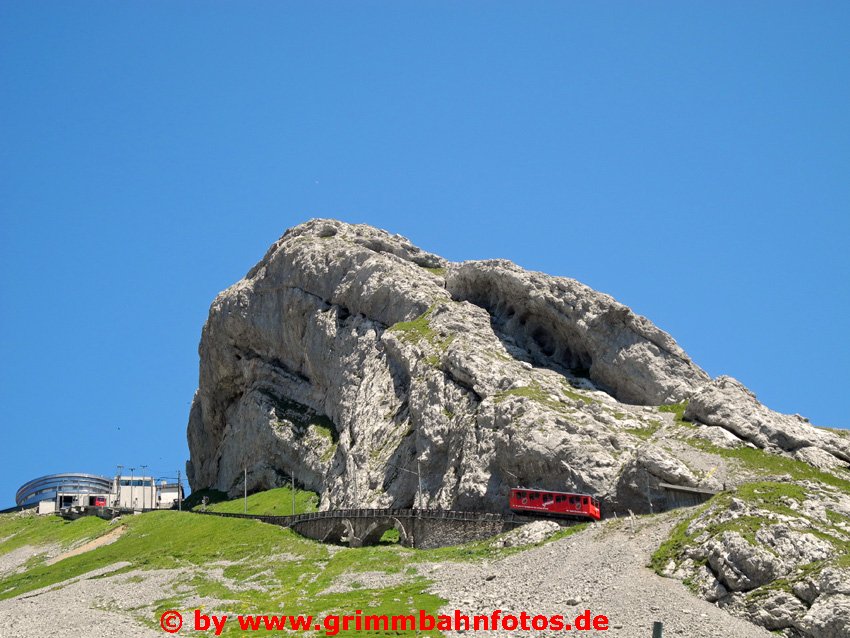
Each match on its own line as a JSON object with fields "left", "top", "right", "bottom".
{"left": 186, "top": 219, "right": 850, "bottom": 636}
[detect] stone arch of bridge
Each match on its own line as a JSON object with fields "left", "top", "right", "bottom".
{"left": 321, "top": 519, "right": 354, "bottom": 545}
{"left": 360, "top": 517, "right": 410, "bottom": 547}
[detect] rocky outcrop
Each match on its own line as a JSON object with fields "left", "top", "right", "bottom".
{"left": 706, "top": 531, "right": 785, "bottom": 591}
{"left": 445, "top": 261, "right": 710, "bottom": 404}
{"left": 661, "top": 482, "right": 850, "bottom": 637}
{"left": 490, "top": 520, "right": 562, "bottom": 548}
{"left": 186, "top": 219, "right": 719, "bottom": 512}
{"left": 186, "top": 219, "right": 850, "bottom": 637}
{"left": 685, "top": 376, "right": 850, "bottom": 464}
{"left": 187, "top": 220, "right": 847, "bottom": 511}
{"left": 802, "top": 568, "right": 850, "bottom": 638}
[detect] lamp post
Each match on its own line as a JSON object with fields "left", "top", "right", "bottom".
{"left": 140, "top": 465, "right": 148, "bottom": 510}
{"left": 115, "top": 465, "right": 124, "bottom": 507}
{"left": 291, "top": 468, "right": 296, "bottom": 515}
{"left": 348, "top": 457, "right": 358, "bottom": 507}
{"left": 129, "top": 467, "right": 136, "bottom": 511}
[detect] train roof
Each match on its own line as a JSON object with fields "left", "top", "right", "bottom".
{"left": 509, "top": 487, "right": 598, "bottom": 498}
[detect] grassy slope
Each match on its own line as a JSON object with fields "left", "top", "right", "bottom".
{"left": 0, "top": 496, "right": 586, "bottom": 638}
{"left": 197, "top": 486, "right": 319, "bottom": 516}
{"left": 0, "top": 514, "right": 111, "bottom": 554}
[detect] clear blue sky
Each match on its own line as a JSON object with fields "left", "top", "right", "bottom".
{"left": 1, "top": 2, "right": 848, "bottom": 507}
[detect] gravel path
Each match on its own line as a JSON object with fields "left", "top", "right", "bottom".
{"left": 0, "top": 511, "right": 771, "bottom": 637}
{"left": 428, "top": 511, "right": 772, "bottom": 637}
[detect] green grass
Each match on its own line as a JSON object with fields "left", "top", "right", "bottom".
{"left": 0, "top": 511, "right": 439, "bottom": 637}
{"left": 562, "top": 386, "right": 594, "bottom": 405}
{"left": 182, "top": 488, "right": 228, "bottom": 510}
{"left": 652, "top": 480, "right": 850, "bottom": 582}
{"left": 559, "top": 380, "right": 595, "bottom": 405}
{"left": 0, "top": 513, "right": 112, "bottom": 556}
{"left": 259, "top": 389, "right": 338, "bottom": 441}
{"left": 652, "top": 484, "right": 794, "bottom": 572}
{"left": 495, "top": 384, "right": 564, "bottom": 415}
{"left": 625, "top": 420, "right": 662, "bottom": 440}
{"left": 826, "top": 509, "right": 850, "bottom": 524}
{"left": 0, "top": 504, "right": 590, "bottom": 638}
{"left": 495, "top": 381, "right": 594, "bottom": 412}
{"left": 420, "top": 266, "right": 446, "bottom": 276}
{"left": 735, "top": 482, "right": 805, "bottom": 514}
{"left": 199, "top": 486, "right": 319, "bottom": 516}
{"left": 659, "top": 401, "right": 695, "bottom": 428}
{"left": 684, "top": 439, "right": 850, "bottom": 493}
{"left": 379, "top": 528, "right": 400, "bottom": 544}
{"left": 388, "top": 306, "right": 438, "bottom": 344}
{"left": 651, "top": 502, "right": 712, "bottom": 573}
{"left": 388, "top": 306, "right": 454, "bottom": 366}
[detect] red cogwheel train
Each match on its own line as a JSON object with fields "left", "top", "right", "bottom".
{"left": 509, "top": 488, "right": 601, "bottom": 521}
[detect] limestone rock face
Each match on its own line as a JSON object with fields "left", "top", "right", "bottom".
{"left": 803, "top": 568, "right": 850, "bottom": 638}
{"left": 804, "top": 595, "right": 850, "bottom": 638}
{"left": 186, "top": 219, "right": 708, "bottom": 510}
{"left": 445, "top": 260, "right": 710, "bottom": 405}
{"left": 706, "top": 531, "right": 784, "bottom": 591}
{"left": 663, "top": 481, "right": 850, "bottom": 638}
{"left": 186, "top": 220, "right": 847, "bottom": 520}
{"left": 685, "top": 376, "right": 850, "bottom": 464}
{"left": 186, "top": 219, "right": 850, "bottom": 637}
{"left": 490, "top": 520, "right": 562, "bottom": 548}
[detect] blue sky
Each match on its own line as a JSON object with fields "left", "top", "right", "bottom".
{"left": 1, "top": 2, "right": 848, "bottom": 507}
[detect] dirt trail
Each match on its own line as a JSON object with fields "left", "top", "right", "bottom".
{"left": 428, "top": 510, "right": 772, "bottom": 637}
{"left": 45, "top": 525, "right": 125, "bottom": 566}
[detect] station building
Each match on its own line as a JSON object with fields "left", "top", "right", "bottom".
{"left": 15, "top": 472, "right": 183, "bottom": 513}
{"left": 15, "top": 473, "right": 113, "bottom": 512}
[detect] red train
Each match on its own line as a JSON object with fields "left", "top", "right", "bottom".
{"left": 509, "top": 488, "right": 601, "bottom": 521}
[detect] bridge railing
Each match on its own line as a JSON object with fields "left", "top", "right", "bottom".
{"left": 193, "top": 507, "right": 511, "bottom": 526}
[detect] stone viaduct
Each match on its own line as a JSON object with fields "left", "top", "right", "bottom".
{"left": 195, "top": 508, "right": 525, "bottom": 549}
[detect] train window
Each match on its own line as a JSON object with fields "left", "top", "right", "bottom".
{"left": 582, "top": 497, "right": 588, "bottom": 505}
{"left": 516, "top": 491, "right": 525, "bottom": 498}
{"left": 555, "top": 496, "right": 564, "bottom": 503}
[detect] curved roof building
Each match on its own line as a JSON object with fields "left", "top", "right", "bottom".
{"left": 15, "top": 473, "right": 113, "bottom": 508}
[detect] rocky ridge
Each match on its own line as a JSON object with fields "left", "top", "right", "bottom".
{"left": 186, "top": 219, "right": 850, "bottom": 636}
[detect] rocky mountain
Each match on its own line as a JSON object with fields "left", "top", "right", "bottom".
{"left": 186, "top": 219, "right": 850, "bottom": 636}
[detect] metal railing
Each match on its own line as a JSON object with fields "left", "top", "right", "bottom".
{"left": 193, "top": 507, "right": 513, "bottom": 527}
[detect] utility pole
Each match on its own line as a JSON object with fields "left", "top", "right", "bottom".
{"left": 244, "top": 467, "right": 247, "bottom": 514}
{"left": 129, "top": 467, "right": 136, "bottom": 511}
{"left": 140, "top": 465, "right": 148, "bottom": 510}
{"left": 177, "top": 469, "right": 182, "bottom": 511}
{"left": 349, "top": 457, "right": 358, "bottom": 507}
{"left": 388, "top": 462, "right": 423, "bottom": 509}
{"left": 417, "top": 460, "right": 423, "bottom": 509}
{"left": 115, "top": 465, "right": 124, "bottom": 507}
